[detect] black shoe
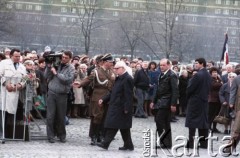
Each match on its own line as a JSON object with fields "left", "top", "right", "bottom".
{"left": 60, "top": 138, "right": 66, "bottom": 143}
{"left": 48, "top": 139, "right": 55, "bottom": 143}
{"left": 119, "top": 146, "right": 134, "bottom": 151}
{"left": 96, "top": 142, "right": 108, "bottom": 150}
{"left": 170, "top": 119, "right": 177, "bottom": 122}
{"left": 90, "top": 138, "right": 97, "bottom": 145}
{"left": 141, "top": 115, "right": 148, "bottom": 118}
{"left": 224, "top": 130, "right": 229, "bottom": 134}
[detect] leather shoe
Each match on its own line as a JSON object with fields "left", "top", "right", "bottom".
{"left": 96, "top": 142, "right": 108, "bottom": 150}
{"left": 119, "top": 146, "right": 134, "bottom": 151}
{"left": 48, "top": 139, "right": 55, "bottom": 143}
{"left": 60, "top": 138, "right": 66, "bottom": 143}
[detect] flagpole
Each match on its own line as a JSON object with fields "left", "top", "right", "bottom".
{"left": 219, "top": 28, "right": 229, "bottom": 69}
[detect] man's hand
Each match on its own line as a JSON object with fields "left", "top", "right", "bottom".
{"left": 124, "top": 110, "right": 128, "bottom": 114}
{"left": 171, "top": 106, "right": 176, "bottom": 113}
{"left": 51, "top": 67, "right": 57, "bottom": 75}
{"left": 16, "top": 83, "right": 22, "bottom": 91}
{"left": 229, "top": 104, "right": 234, "bottom": 108}
{"left": 150, "top": 102, "right": 154, "bottom": 109}
{"left": 6, "top": 84, "right": 14, "bottom": 92}
{"left": 72, "top": 81, "right": 81, "bottom": 88}
{"left": 222, "top": 102, "right": 228, "bottom": 105}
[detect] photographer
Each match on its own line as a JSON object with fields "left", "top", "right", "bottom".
{"left": 44, "top": 50, "right": 75, "bottom": 143}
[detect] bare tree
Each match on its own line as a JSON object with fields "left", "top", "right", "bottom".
{"left": 119, "top": 12, "right": 146, "bottom": 60}
{"left": 146, "top": 0, "right": 184, "bottom": 59}
{"left": 71, "top": 0, "right": 103, "bottom": 55}
{"left": 0, "top": 1, "right": 15, "bottom": 38}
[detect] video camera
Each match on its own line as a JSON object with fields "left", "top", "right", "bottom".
{"left": 43, "top": 51, "right": 62, "bottom": 69}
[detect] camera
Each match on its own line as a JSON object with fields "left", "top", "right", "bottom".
{"left": 43, "top": 51, "right": 62, "bottom": 69}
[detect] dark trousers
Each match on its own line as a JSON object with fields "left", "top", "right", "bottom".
{"left": 208, "top": 102, "right": 221, "bottom": 129}
{"left": 155, "top": 108, "right": 172, "bottom": 147}
{"left": 188, "top": 128, "right": 208, "bottom": 148}
{"left": 46, "top": 91, "right": 68, "bottom": 140}
{"left": 103, "top": 128, "right": 134, "bottom": 148}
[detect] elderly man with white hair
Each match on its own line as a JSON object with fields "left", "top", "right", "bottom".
{"left": 97, "top": 61, "right": 134, "bottom": 150}
{"left": 222, "top": 64, "right": 234, "bottom": 84}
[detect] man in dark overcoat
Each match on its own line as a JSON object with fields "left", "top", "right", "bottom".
{"left": 185, "top": 58, "right": 212, "bottom": 149}
{"left": 97, "top": 61, "right": 134, "bottom": 150}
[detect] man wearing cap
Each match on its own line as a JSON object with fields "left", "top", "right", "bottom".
{"left": 73, "top": 53, "right": 115, "bottom": 145}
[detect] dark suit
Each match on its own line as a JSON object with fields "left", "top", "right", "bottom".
{"left": 185, "top": 68, "right": 211, "bottom": 148}
{"left": 101, "top": 72, "right": 134, "bottom": 149}
{"left": 153, "top": 69, "right": 178, "bottom": 148}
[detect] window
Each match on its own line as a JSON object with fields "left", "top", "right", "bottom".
{"left": 7, "top": 4, "right": 13, "bottom": 9}
{"left": 216, "top": 19, "right": 221, "bottom": 24}
{"left": 166, "top": 4, "right": 170, "bottom": 10}
{"left": 233, "top": 10, "right": 238, "bottom": 15}
{"left": 71, "top": 8, "right": 76, "bottom": 13}
{"left": 225, "top": 0, "right": 230, "bottom": 5}
{"left": 132, "top": 2, "right": 138, "bottom": 8}
{"left": 192, "top": 16, "right": 197, "bottom": 22}
{"left": 35, "top": 16, "right": 41, "bottom": 21}
{"left": 231, "top": 20, "right": 237, "bottom": 26}
{"left": 232, "top": 30, "right": 236, "bottom": 35}
{"left": 35, "top": 5, "right": 42, "bottom": 11}
{"left": 122, "top": 2, "right": 128, "bottom": 8}
{"left": 80, "top": 9, "right": 85, "bottom": 14}
{"left": 113, "top": 1, "right": 120, "bottom": 7}
{"left": 223, "top": 9, "right": 229, "bottom": 15}
{"left": 61, "top": 7, "right": 67, "bottom": 13}
{"left": 192, "top": 7, "right": 197, "bottom": 12}
{"left": 113, "top": 11, "right": 119, "bottom": 17}
{"left": 16, "top": 3, "right": 23, "bottom": 9}
{"left": 71, "top": 0, "right": 77, "bottom": 2}
{"left": 62, "top": 0, "right": 68, "bottom": 2}
{"left": 231, "top": 39, "right": 236, "bottom": 44}
{"left": 223, "top": 19, "right": 228, "bottom": 25}
{"left": 233, "top": 1, "right": 238, "bottom": 6}
{"left": 26, "top": 4, "right": 33, "bottom": 10}
{"left": 192, "top": 0, "right": 198, "bottom": 3}
{"left": 215, "top": 9, "right": 221, "bottom": 14}
{"left": 184, "top": 6, "right": 189, "bottom": 12}
{"left": 216, "top": 0, "right": 221, "bottom": 4}
{"left": 71, "top": 18, "right": 76, "bottom": 23}
{"left": 60, "top": 17, "right": 67, "bottom": 23}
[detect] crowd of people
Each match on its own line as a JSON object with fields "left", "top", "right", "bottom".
{"left": 0, "top": 46, "right": 240, "bottom": 154}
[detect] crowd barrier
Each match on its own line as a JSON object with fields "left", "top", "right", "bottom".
{"left": 0, "top": 76, "right": 47, "bottom": 144}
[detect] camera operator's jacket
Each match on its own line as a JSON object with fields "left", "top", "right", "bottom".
{"left": 44, "top": 64, "right": 75, "bottom": 94}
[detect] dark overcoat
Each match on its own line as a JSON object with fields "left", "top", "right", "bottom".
{"left": 103, "top": 72, "right": 134, "bottom": 129}
{"left": 185, "top": 68, "right": 211, "bottom": 129}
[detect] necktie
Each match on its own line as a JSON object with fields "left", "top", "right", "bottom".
{"left": 14, "top": 63, "right": 18, "bottom": 70}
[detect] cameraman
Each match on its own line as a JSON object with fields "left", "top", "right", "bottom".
{"left": 44, "top": 50, "right": 75, "bottom": 143}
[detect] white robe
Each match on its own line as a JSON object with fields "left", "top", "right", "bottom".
{"left": 0, "top": 59, "right": 26, "bottom": 114}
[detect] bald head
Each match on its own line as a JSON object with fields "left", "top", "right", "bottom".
{"left": 160, "top": 58, "right": 171, "bottom": 72}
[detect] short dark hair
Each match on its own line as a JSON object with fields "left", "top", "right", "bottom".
{"left": 209, "top": 67, "right": 219, "bottom": 74}
{"left": 63, "top": 50, "right": 73, "bottom": 59}
{"left": 148, "top": 61, "right": 157, "bottom": 69}
{"left": 10, "top": 48, "right": 21, "bottom": 57}
{"left": 195, "top": 58, "right": 207, "bottom": 67}
{"left": 208, "top": 60, "right": 215, "bottom": 66}
{"left": 0, "top": 53, "right": 6, "bottom": 60}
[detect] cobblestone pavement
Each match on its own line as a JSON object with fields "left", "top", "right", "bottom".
{"left": 0, "top": 116, "right": 238, "bottom": 158}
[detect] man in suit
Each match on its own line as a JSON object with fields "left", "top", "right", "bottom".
{"left": 97, "top": 61, "right": 134, "bottom": 150}
{"left": 150, "top": 58, "right": 179, "bottom": 149}
{"left": 185, "top": 58, "right": 212, "bottom": 149}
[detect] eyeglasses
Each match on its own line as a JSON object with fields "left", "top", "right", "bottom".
{"left": 229, "top": 76, "right": 235, "bottom": 78}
